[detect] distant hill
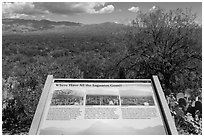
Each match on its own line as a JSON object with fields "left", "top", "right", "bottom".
{"left": 2, "top": 18, "right": 82, "bottom": 33}
{"left": 73, "top": 22, "right": 127, "bottom": 36}
{"left": 2, "top": 18, "right": 128, "bottom": 36}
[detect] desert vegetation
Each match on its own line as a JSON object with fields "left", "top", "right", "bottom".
{"left": 2, "top": 7, "right": 202, "bottom": 134}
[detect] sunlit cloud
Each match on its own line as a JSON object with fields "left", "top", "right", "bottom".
{"left": 128, "top": 6, "right": 140, "bottom": 13}
{"left": 96, "top": 5, "right": 114, "bottom": 14}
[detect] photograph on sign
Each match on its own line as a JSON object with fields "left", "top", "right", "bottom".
{"left": 119, "top": 88, "right": 155, "bottom": 106}
{"left": 86, "top": 89, "right": 119, "bottom": 106}
{"left": 51, "top": 89, "right": 84, "bottom": 106}
{"left": 38, "top": 82, "right": 167, "bottom": 135}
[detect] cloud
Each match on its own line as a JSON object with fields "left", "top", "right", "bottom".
{"left": 2, "top": 2, "right": 48, "bottom": 18}
{"left": 128, "top": 6, "right": 140, "bottom": 13}
{"left": 34, "top": 2, "right": 114, "bottom": 14}
{"left": 97, "top": 5, "right": 114, "bottom": 14}
{"left": 2, "top": 2, "right": 115, "bottom": 18}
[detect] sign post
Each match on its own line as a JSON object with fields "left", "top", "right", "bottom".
{"left": 29, "top": 75, "right": 178, "bottom": 135}
{"left": 29, "top": 75, "right": 53, "bottom": 135}
{"left": 151, "top": 76, "right": 178, "bottom": 135}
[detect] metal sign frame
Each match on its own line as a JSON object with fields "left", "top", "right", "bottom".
{"left": 29, "top": 75, "right": 178, "bottom": 135}
{"left": 151, "top": 76, "right": 178, "bottom": 135}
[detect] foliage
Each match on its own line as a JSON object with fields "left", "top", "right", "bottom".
{"left": 177, "top": 114, "right": 202, "bottom": 135}
{"left": 2, "top": 77, "right": 30, "bottom": 134}
{"left": 116, "top": 7, "right": 202, "bottom": 95}
{"left": 168, "top": 93, "right": 202, "bottom": 135}
{"left": 2, "top": 28, "right": 126, "bottom": 134}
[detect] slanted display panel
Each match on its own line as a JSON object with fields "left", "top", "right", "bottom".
{"left": 35, "top": 79, "right": 168, "bottom": 135}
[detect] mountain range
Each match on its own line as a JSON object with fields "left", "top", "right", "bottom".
{"left": 2, "top": 18, "right": 128, "bottom": 35}
{"left": 2, "top": 18, "right": 81, "bottom": 32}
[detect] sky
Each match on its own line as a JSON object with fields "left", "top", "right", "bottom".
{"left": 2, "top": 2, "right": 202, "bottom": 24}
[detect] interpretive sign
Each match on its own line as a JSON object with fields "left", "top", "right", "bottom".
{"left": 29, "top": 75, "right": 178, "bottom": 135}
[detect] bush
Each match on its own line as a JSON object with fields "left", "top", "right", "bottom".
{"left": 2, "top": 57, "right": 84, "bottom": 134}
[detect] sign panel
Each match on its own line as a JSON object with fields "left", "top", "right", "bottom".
{"left": 29, "top": 75, "right": 178, "bottom": 135}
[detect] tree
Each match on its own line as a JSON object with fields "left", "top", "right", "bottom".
{"left": 117, "top": 7, "right": 202, "bottom": 94}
